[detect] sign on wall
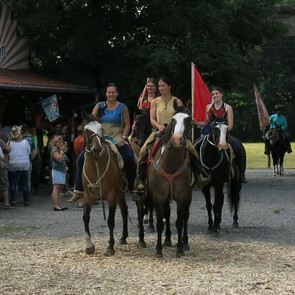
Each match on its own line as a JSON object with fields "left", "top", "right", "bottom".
{"left": 0, "top": 4, "right": 29, "bottom": 69}
{"left": 41, "top": 94, "right": 60, "bottom": 122}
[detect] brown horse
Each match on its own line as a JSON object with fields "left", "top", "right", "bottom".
{"left": 148, "top": 108, "right": 193, "bottom": 258}
{"left": 82, "top": 115, "right": 129, "bottom": 255}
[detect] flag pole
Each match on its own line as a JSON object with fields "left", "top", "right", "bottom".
{"left": 191, "top": 62, "right": 195, "bottom": 142}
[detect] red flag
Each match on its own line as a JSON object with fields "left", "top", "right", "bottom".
{"left": 191, "top": 63, "right": 212, "bottom": 121}
{"left": 137, "top": 78, "right": 149, "bottom": 109}
{"left": 254, "top": 84, "right": 270, "bottom": 131}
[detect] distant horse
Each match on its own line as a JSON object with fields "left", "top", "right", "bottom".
{"left": 148, "top": 107, "right": 193, "bottom": 258}
{"left": 194, "top": 116, "right": 242, "bottom": 234}
{"left": 132, "top": 109, "right": 152, "bottom": 147}
{"left": 269, "top": 123, "right": 286, "bottom": 176}
{"left": 131, "top": 108, "right": 155, "bottom": 233}
{"left": 82, "top": 114, "right": 128, "bottom": 255}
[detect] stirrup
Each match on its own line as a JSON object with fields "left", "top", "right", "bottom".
{"left": 68, "top": 190, "right": 84, "bottom": 203}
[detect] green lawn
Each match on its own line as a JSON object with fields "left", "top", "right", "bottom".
{"left": 244, "top": 142, "right": 295, "bottom": 169}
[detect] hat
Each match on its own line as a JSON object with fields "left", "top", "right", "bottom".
{"left": 11, "top": 125, "right": 22, "bottom": 139}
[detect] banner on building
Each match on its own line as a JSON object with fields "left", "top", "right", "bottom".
{"left": 41, "top": 94, "right": 60, "bottom": 122}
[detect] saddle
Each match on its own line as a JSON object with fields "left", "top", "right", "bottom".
{"left": 105, "top": 140, "right": 124, "bottom": 169}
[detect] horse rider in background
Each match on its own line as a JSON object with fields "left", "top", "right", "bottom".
{"left": 264, "top": 106, "right": 292, "bottom": 155}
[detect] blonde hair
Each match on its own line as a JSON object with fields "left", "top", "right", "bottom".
{"left": 52, "top": 135, "right": 63, "bottom": 145}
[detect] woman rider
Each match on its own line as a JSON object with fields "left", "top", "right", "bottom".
{"left": 69, "top": 83, "right": 137, "bottom": 203}
{"left": 136, "top": 76, "right": 209, "bottom": 193}
{"left": 195, "top": 86, "right": 247, "bottom": 183}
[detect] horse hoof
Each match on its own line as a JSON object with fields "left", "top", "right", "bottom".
{"left": 138, "top": 241, "right": 147, "bottom": 248}
{"left": 176, "top": 251, "right": 185, "bottom": 258}
{"left": 85, "top": 245, "right": 95, "bottom": 255}
{"left": 120, "top": 238, "right": 127, "bottom": 245}
{"left": 163, "top": 240, "right": 172, "bottom": 247}
{"left": 232, "top": 222, "right": 239, "bottom": 228}
{"left": 106, "top": 248, "right": 115, "bottom": 256}
{"left": 147, "top": 226, "right": 155, "bottom": 233}
{"left": 183, "top": 244, "right": 190, "bottom": 251}
{"left": 211, "top": 231, "right": 219, "bottom": 237}
{"left": 155, "top": 252, "right": 163, "bottom": 259}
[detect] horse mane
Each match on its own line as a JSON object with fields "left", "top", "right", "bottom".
{"left": 81, "top": 112, "right": 102, "bottom": 124}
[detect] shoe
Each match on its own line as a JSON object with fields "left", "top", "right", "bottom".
{"left": 4, "top": 205, "right": 16, "bottom": 210}
{"left": 24, "top": 202, "right": 30, "bottom": 206}
{"left": 288, "top": 149, "right": 292, "bottom": 154}
{"left": 61, "top": 207, "right": 68, "bottom": 211}
{"left": 53, "top": 207, "right": 63, "bottom": 211}
{"left": 68, "top": 190, "right": 84, "bottom": 203}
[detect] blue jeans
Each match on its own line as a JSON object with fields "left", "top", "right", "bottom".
{"left": 8, "top": 170, "right": 30, "bottom": 204}
{"left": 75, "top": 144, "right": 136, "bottom": 191}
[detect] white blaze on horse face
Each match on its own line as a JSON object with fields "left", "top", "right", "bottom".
{"left": 172, "top": 113, "right": 190, "bottom": 145}
{"left": 216, "top": 123, "right": 228, "bottom": 150}
{"left": 84, "top": 121, "right": 103, "bottom": 137}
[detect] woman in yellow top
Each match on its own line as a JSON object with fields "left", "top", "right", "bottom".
{"left": 136, "top": 76, "right": 207, "bottom": 191}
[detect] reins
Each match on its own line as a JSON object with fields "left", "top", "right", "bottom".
{"left": 199, "top": 135, "right": 224, "bottom": 171}
{"left": 150, "top": 146, "right": 189, "bottom": 201}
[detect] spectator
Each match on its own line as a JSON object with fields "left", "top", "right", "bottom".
{"left": 0, "top": 126, "right": 14, "bottom": 210}
{"left": 51, "top": 135, "right": 68, "bottom": 211}
{"left": 7, "top": 125, "right": 31, "bottom": 207}
{"left": 73, "top": 124, "right": 84, "bottom": 158}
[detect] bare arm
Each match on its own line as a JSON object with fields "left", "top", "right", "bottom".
{"left": 117, "top": 105, "right": 130, "bottom": 147}
{"left": 227, "top": 105, "right": 234, "bottom": 131}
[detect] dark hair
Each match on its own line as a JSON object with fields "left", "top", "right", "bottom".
{"left": 158, "top": 76, "right": 173, "bottom": 87}
{"left": 211, "top": 86, "right": 223, "bottom": 94}
{"left": 146, "top": 78, "right": 157, "bottom": 87}
{"left": 106, "top": 83, "right": 118, "bottom": 91}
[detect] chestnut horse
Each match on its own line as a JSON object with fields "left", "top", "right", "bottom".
{"left": 148, "top": 108, "right": 193, "bottom": 258}
{"left": 82, "top": 115, "right": 128, "bottom": 255}
{"left": 194, "top": 117, "right": 242, "bottom": 235}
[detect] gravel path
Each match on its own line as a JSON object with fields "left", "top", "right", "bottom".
{"left": 0, "top": 169, "right": 294, "bottom": 294}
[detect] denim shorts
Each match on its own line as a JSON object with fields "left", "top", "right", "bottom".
{"left": 52, "top": 169, "right": 66, "bottom": 185}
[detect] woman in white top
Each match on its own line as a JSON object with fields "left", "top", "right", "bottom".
{"left": 7, "top": 125, "right": 31, "bottom": 207}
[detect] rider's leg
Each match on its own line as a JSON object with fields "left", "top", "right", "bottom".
{"left": 68, "top": 152, "right": 84, "bottom": 203}
{"left": 186, "top": 139, "right": 210, "bottom": 189}
{"left": 118, "top": 144, "right": 137, "bottom": 192}
{"left": 136, "top": 132, "right": 156, "bottom": 191}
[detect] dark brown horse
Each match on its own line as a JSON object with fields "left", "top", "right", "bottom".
{"left": 269, "top": 123, "right": 286, "bottom": 176}
{"left": 194, "top": 117, "right": 242, "bottom": 235}
{"left": 82, "top": 115, "right": 129, "bottom": 255}
{"left": 147, "top": 108, "right": 193, "bottom": 258}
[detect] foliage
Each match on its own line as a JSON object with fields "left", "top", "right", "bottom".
{"left": 1, "top": 0, "right": 294, "bottom": 141}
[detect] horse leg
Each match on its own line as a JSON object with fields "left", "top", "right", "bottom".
{"left": 202, "top": 186, "right": 213, "bottom": 232}
{"left": 212, "top": 183, "right": 224, "bottom": 235}
{"left": 118, "top": 197, "right": 128, "bottom": 245}
{"left": 147, "top": 196, "right": 155, "bottom": 233}
{"left": 136, "top": 199, "right": 146, "bottom": 248}
{"left": 182, "top": 199, "right": 191, "bottom": 251}
{"left": 163, "top": 201, "right": 172, "bottom": 247}
{"left": 107, "top": 205, "right": 116, "bottom": 256}
{"left": 83, "top": 204, "right": 95, "bottom": 254}
{"left": 154, "top": 202, "right": 165, "bottom": 258}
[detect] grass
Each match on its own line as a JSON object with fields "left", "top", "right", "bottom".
{"left": 244, "top": 142, "right": 295, "bottom": 169}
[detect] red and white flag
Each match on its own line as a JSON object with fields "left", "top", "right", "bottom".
{"left": 254, "top": 84, "right": 270, "bottom": 131}
{"left": 137, "top": 78, "right": 149, "bottom": 109}
{"left": 191, "top": 63, "right": 212, "bottom": 121}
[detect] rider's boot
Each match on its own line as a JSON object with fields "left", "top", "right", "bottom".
{"left": 287, "top": 143, "right": 292, "bottom": 154}
{"left": 264, "top": 143, "right": 270, "bottom": 155}
{"left": 68, "top": 189, "right": 84, "bottom": 203}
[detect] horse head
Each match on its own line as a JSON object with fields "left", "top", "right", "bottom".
{"left": 209, "top": 115, "right": 228, "bottom": 151}
{"left": 163, "top": 107, "right": 192, "bottom": 148}
{"left": 133, "top": 109, "right": 152, "bottom": 147}
{"left": 83, "top": 114, "right": 105, "bottom": 155}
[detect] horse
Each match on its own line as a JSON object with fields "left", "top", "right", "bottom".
{"left": 269, "top": 123, "right": 286, "bottom": 176}
{"left": 131, "top": 108, "right": 155, "bottom": 233}
{"left": 147, "top": 107, "right": 193, "bottom": 258}
{"left": 194, "top": 116, "right": 242, "bottom": 235}
{"left": 82, "top": 114, "right": 129, "bottom": 255}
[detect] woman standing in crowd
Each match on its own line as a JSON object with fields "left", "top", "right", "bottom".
{"left": 7, "top": 125, "right": 31, "bottom": 207}
{"left": 51, "top": 135, "right": 68, "bottom": 211}
{"left": 0, "top": 126, "right": 14, "bottom": 210}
